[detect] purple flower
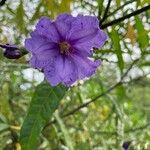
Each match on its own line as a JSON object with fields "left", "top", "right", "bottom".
{"left": 122, "top": 141, "right": 132, "bottom": 150}
{"left": 25, "top": 13, "right": 107, "bottom": 86}
{"left": 0, "top": 44, "right": 21, "bottom": 59}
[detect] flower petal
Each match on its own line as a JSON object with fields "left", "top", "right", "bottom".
{"left": 69, "top": 15, "right": 107, "bottom": 53}
{"left": 71, "top": 54, "right": 101, "bottom": 79}
{"left": 25, "top": 34, "right": 59, "bottom": 69}
{"left": 69, "top": 15, "right": 99, "bottom": 40}
{"left": 44, "top": 59, "right": 61, "bottom": 86}
{"left": 55, "top": 55, "right": 76, "bottom": 85}
{"left": 25, "top": 34, "right": 57, "bottom": 54}
{"left": 44, "top": 55, "right": 77, "bottom": 86}
{"left": 72, "top": 29, "right": 107, "bottom": 57}
{"left": 30, "top": 54, "right": 54, "bottom": 69}
{"left": 35, "top": 16, "right": 60, "bottom": 43}
{"left": 55, "top": 13, "right": 75, "bottom": 39}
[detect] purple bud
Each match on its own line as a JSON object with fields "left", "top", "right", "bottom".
{"left": 0, "top": 44, "right": 18, "bottom": 49}
{"left": 4, "top": 49, "right": 22, "bottom": 59}
{"left": 122, "top": 141, "right": 132, "bottom": 150}
{"left": 0, "top": 44, "right": 22, "bottom": 59}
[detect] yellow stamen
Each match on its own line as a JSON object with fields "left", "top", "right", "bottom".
{"left": 59, "top": 41, "right": 70, "bottom": 55}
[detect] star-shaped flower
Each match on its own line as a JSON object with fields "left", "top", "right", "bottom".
{"left": 25, "top": 13, "right": 107, "bottom": 86}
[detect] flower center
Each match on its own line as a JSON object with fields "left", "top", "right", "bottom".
{"left": 59, "top": 41, "right": 71, "bottom": 55}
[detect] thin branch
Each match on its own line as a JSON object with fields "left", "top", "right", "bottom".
{"left": 101, "top": 4, "right": 150, "bottom": 29}
{"left": 126, "top": 123, "right": 150, "bottom": 133}
{"left": 107, "top": 0, "right": 136, "bottom": 18}
{"left": 62, "top": 59, "right": 139, "bottom": 118}
{"left": 62, "top": 83, "right": 120, "bottom": 118}
{"left": 122, "top": 73, "right": 150, "bottom": 85}
{"left": 94, "top": 122, "right": 150, "bottom": 135}
{"left": 101, "top": 0, "right": 112, "bottom": 23}
{"left": 44, "top": 59, "right": 140, "bottom": 129}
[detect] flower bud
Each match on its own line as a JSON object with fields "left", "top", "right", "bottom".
{"left": 0, "top": 44, "right": 22, "bottom": 59}
{"left": 122, "top": 141, "right": 132, "bottom": 150}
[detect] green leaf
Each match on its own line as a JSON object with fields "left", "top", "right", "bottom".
{"left": 0, "top": 83, "right": 13, "bottom": 120}
{"left": 110, "top": 27, "right": 124, "bottom": 74}
{"left": 97, "top": 0, "right": 104, "bottom": 17}
{"left": 75, "top": 142, "right": 91, "bottom": 150}
{"left": 0, "top": 123, "right": 9, "bottom": 132}
{"left": 116, "top": 84, "right": 126, "bottom": 101}
{"left": 135, "top": 16, "right": 149, "bottom": 50}
{"left": 140, "top": 61, "right": 150, "bottom": 67}
{"left": 59, "top": 0, "right": 72, "bottom": 13}
{"left": 137, "top": 0, "right": 149, "bottom": 6}
{"left": 30, "top": 2, "right": 42, "bottom": 23}
{"left": 20, "top": 82, "right": 67, "bottom": 150}
{"left": 116, "top": 0, "right": 121, "bottom": 7}
{"left": 54, "top": 111, "right": 74, "bottom": 150}
{"left": 15, "top": 0, "right": 26, "bottom": 34}
{"left": 43, "top": 0, "right": 72, "bottom": 18}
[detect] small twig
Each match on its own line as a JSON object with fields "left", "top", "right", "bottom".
{"left": 120, "top": 59, "right": 139, "bottom": 80}
{"left": 101, "top": 0, "right": 112, "bottom": 23}
{"left": 101, "top": 5, "right": 150, "bottom": 29}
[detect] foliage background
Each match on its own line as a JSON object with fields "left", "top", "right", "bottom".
{"left": 0, "top": 0, "right": 150, "bottom": 149}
